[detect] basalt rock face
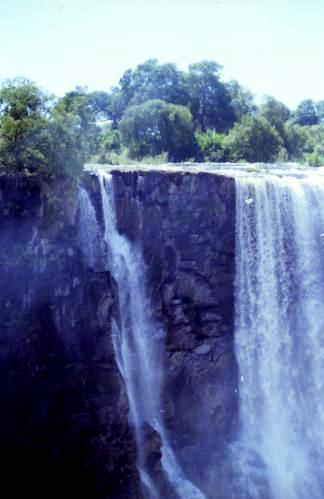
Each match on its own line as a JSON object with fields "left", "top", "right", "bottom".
{"left": 0, "top": 169, "right": 237, "bottom": 498}
{"left": 112, "top": 170, "right": 238, "bottom": 496}
{"left": 0, "top": 175, "right": 140, "bottom": 499}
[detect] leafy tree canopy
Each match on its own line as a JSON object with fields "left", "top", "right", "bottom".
{"left": 54, "top": 88, "right": 100, "bottom": 160}
{"left": 226, "top": 80, "right": 256, "bottom": 121}
{"left": 259, "top": 96, "right": 290, "bottom": 134}
{"left": 225, "top": 115, "right": 282, "bottom": 163}
{"left": 294, "top": 99, "right": 319, "bottom": 126}
{"left": 187, "top": 61, "right": 235, "bottom": 132}
{"left": 0, "top": 80, "right": 89, "bottom": 178}
{"left": 120, "top": 59, "right": 188, "bottom": 105}
{"left": 120, "top": 99, "right": 198, "bottom": 161}
{"left": 315, "top": 101, "right": 324, "bottom": 124}
{"left": 3, "top": 60, "right": 324, "bottom": 171}
{"left": 109, "top": 59, "right": 189, "bottom": 125}
{"left": 195, "top": 129, "right": 226, "bottom": 162}
{"left": 283, "top": 123, "right": 308, "bottom": 160}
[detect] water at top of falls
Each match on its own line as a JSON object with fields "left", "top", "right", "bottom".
{"left": 98, "top": 170, "right": 206, "bottom": 499}
{"left": 86, "top": 162, "right": 324, "bottom": 180}
{"left": 235, "top": 172, "right": 324, "bottom": 499}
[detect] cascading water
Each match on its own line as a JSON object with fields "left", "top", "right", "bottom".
{"left": 98, "top": 171, "right": 205, "bottom": 499}
{"left": 235, "top": 172, "right": 324, "bottom": 499}
{"left": 78, "top": 187, "right": 100, "bottom": 268}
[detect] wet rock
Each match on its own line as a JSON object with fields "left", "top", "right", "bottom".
{"left": 0, "top": 168, "right": 238, "bottom": 499}
{"left": 112, "top": 168, "right": 238, "bottom": 497}
{"left": 0, "top": 175, "right": 140, "bottom": 499}
{"left": 142, "top": 423, "right": 163, "bottom": 468}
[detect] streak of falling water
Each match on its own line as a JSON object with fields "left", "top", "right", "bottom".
{"left": 98, "top": 171, "right": 206, "bottom": 499}
{"left": 78, "top": 187, "right": 99, "bottom": 268}
{"left": 235, "top": 174, "right": 324, "bottom": 499}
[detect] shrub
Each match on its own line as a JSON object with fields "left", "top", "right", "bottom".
{"left": 196, "top": 129, "right": 226, "bottom": 161}
{"left": 225, "top": 115, "right": 282, "bottom": 163}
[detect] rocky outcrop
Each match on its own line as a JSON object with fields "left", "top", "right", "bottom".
{"left": 112, "top": 170, "right": 237, "bottom": 496}
{"left": 0, "top": 167, "right": 237, "bottom": 498}
{"left": 0, "top": 175, "right": 140, "bottom": 499}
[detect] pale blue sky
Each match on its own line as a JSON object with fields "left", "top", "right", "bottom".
{"left": 1, "top": 0, "right": 323, "bottom": 109}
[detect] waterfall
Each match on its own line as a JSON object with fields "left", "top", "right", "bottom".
{"left": 235, "top": 173, "right": 324, "bottom": 499}
{"left": 78, "top": 187, "right": 99, "bottom": 268}
{"left": 98, "top": 171, "right": 206, "bottom": 499}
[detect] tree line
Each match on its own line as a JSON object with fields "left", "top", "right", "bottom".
{"left": 1, "top": 60, "right": 324, "bottom": 179}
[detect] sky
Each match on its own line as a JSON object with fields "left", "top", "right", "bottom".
{"left": 1, "top": 0, "right": 324, "bottom": 109}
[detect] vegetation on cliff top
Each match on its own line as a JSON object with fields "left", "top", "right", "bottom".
{"left": 1, "top": 61, "right": 324, "bottom": 179}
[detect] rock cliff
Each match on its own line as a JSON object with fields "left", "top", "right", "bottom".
{"left": 0, "top": 167, "right": 237, "bottom": 498}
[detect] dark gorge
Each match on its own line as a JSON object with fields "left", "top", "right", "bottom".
{"left": 1, "top": 165, "right": 323, "bottom": 499}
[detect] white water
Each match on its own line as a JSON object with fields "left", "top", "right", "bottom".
{"left": 98, "top": 171, "right": 205, "bottom": 499}
{"left": 235, "top": 173, "right": 324, "bottom": 499}
{"left": 78, "top": 187, "right": 99, "bottom": 268}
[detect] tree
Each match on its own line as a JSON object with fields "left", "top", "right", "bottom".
{"left": 187, "top": 60, "right": 235, "bottom": 132}
{"left": 0, "top": 80, "right": 87, "bottom": 178}
{"left": 226, "top": 80, "right": 256, "bottom": 121}
{"left": 106, "top": 86, "right": 129, "bottom": 128}
{"left": 294, "top": 99, "right": 319, "bottom": 126}
{"left": 0, "top": 79, "right": 49, "bottom": 172}
{"left": 0, "top": 78, "right": 49, "bottom": 118}
{"left": 47, "top": 109, "right": 89, "bottom": 177}
{"left": 54, "top": 88, "right": 100, "bottom": 159}
{"left": 119, "top": 99, "right": 197, "bottom": 161}
{"left": 110, "top": 59, "right": 189, "bottom": 124}
{"left": 120, "top": 99, "right": 166, "bottom": 158}
{"left": 87, "top": 90, "right": 111, "bottom": 121}
{"left": 297, "top": 125, "right": 324, "bottom": 166}
{"left": 195, "top": 129, "right": 226, "bottom": 162}
{"left": 165, "top": 104, "right": 199, "bottom": 161}
{"left": 259, "top": 96, "right": 290, "bottom": 135}
{"left": 94, "top": 126, "right": 122, "bottom": 163}
{"left": 315, "top": 101, "right": 324, "bottom": 124}
{"left": 225, "top": 115, "right": 282, "bottom": 163}
{"left": 283, "top": 123, "right": 308, "bottom": 160}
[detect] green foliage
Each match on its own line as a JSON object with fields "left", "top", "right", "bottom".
{"left": 276, "top": 146, "right": 289, "bottom": 162}
{"left": 0, "top": 80, "right": 92, "bottom": 179}
{"left": 166, "top": 104, "right": 199, "bottom": 161}
{"left": 93, "top": 147, "right": 131, "bottom": 165}
{"left": 94, "top": 126, "right": 122, "bottom": 163}
{"left": 0, "top": 79, "right": 48, "bottom": 173}
{"left": 120, "top": 99, "right": 167, "bottom": 158}
{"left": 120, "top": 99, "right": 198, "bottom": 161}
{"left": 299, "top": 125, "right": 324, "bottom": 166}
{"left": 294, "top": 99, "right": 319, "bottom": 126}
{"left": 4, "top": 60, "right": 324, "bottom": 170}
{"left": 138, "top": 153, "right": 168, "bottom": 164}
{"left": 225, "top": 115, "right": 282, "bottom": 163}
{"left": 113, "top": 59, "right": 236, "bottom": 134}
{"left": 54, "top": 88, "right": 100, "bottom": 159}
{"left": 187, "top": 61, "right": 235, "bottom": 132}
{"left": 107, "top": 59, "right": 189, "bottom": 125}
{"left": 46, "top": 110, "right": 87, "bottom": 178}
{"left": 283, "top": 122, "right": 308, "bottom": 160}
{"left": 196, "top": 129, "right": 226, "bottom": 161}
{"left": 87, "top": 90, "right": 111, "bottom": 120}
{"left": 305, "top": 151, "right": 324, "bottom": 167}
{"left": 0, "top": 79, "right": 49, "bottom": 117}
{"left": 101, "top": 127, "right": 121, "bottom": 151}
{"left": 119, "top": 59, "right": 188, "bottom": 106}
{"left": 226, "top": 80, "right": 256, "bottom": 121}
{"left": 315, "top": 101, "right": 324, "bottom": 124}
{"left": 303, "top": 125, "right": 324, "bottom": 153}
{"left": 259, "top": 96, "right": 290, "bottom": 134}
